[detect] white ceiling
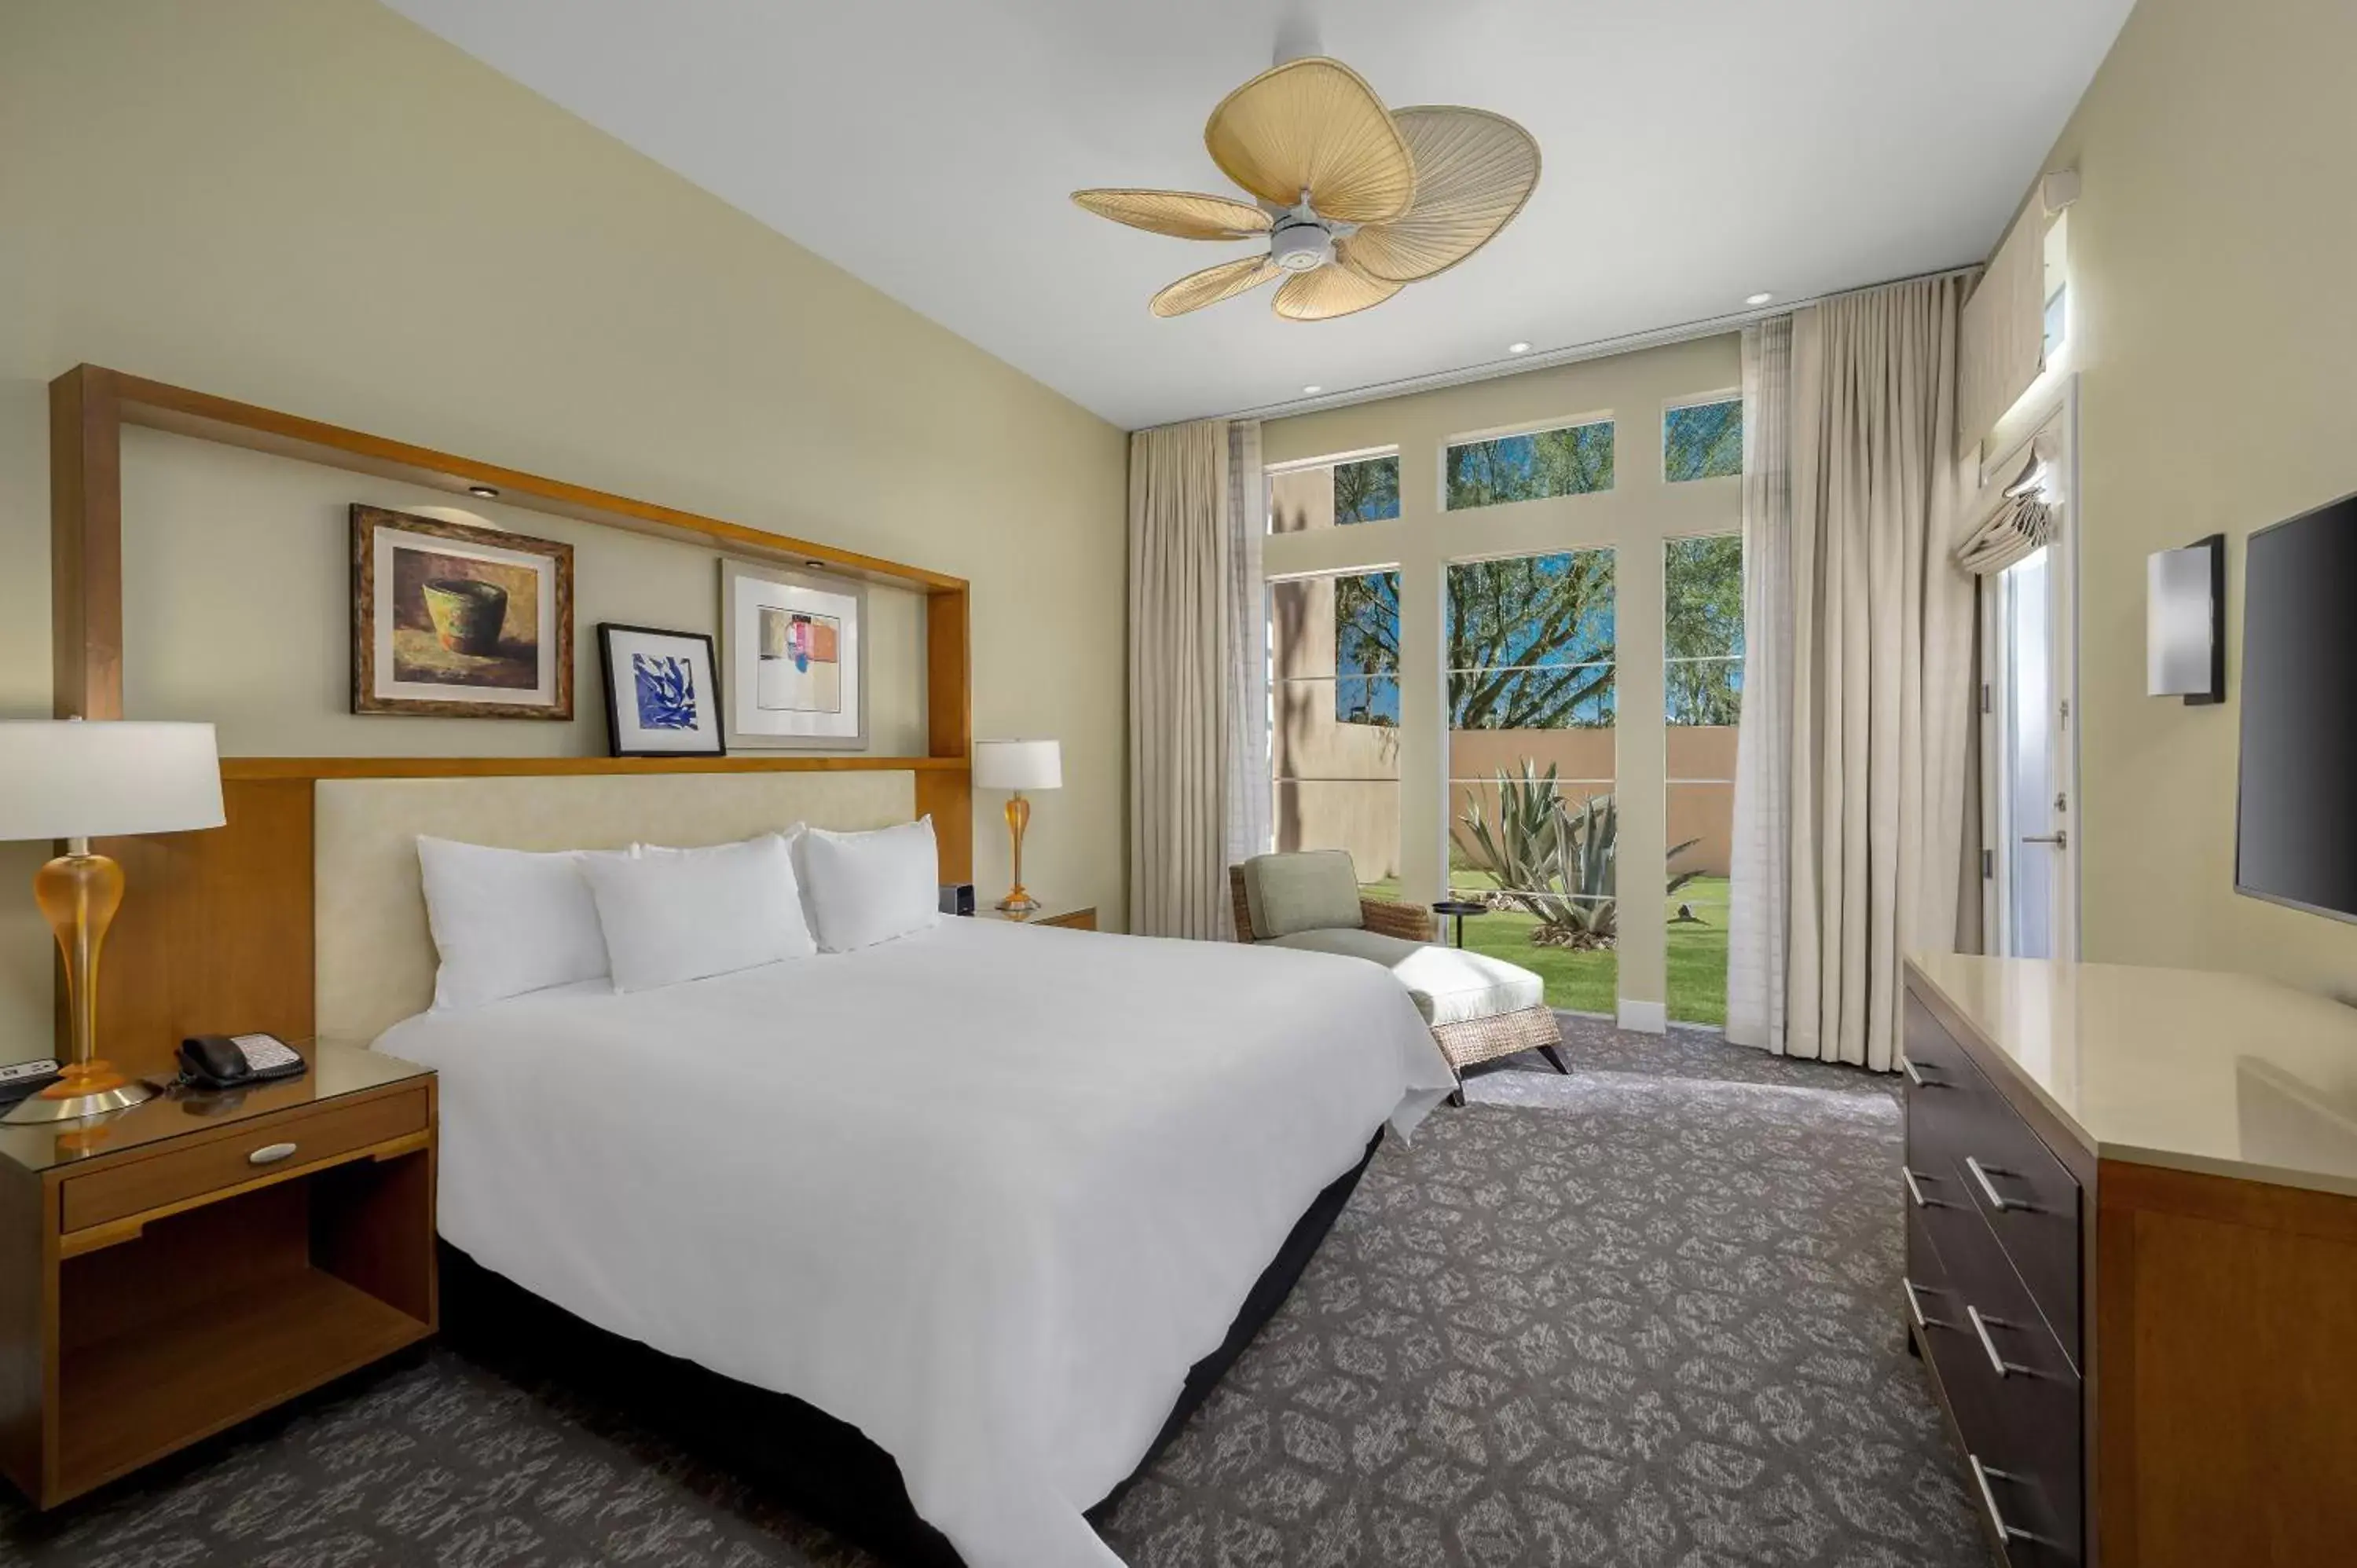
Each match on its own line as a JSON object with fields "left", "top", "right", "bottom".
{"left": 382, "top": 0, "right": 2134, "bottom": 431}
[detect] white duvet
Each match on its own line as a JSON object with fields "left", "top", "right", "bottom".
{"left": 377, "top": 916, "right": 1454, "bottom": 1568}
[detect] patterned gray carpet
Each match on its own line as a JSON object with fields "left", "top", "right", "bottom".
{"left": 0, "top": 1019, "right": 1989, "bottom": 1567}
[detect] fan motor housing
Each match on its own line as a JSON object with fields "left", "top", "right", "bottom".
{"left": 1269, "top": 218, "right": 1333, "bottom": 273}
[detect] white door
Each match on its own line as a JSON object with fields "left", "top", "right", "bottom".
{"left": 1979, "top": 416, "right": 2079, "bottom": 961}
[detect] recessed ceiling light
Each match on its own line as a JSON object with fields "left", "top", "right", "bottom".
{"left": 1745, "top": 291, "right": 1774, "bottom": 306}
{"left": 1507, "top": 342, "right": 1532, "bottom": 354}
{"left": 466, "top": 484, "right": 500, "bottom": 499}
{"left": 1302, "top": 384, "right": 1322, "bottom": 395}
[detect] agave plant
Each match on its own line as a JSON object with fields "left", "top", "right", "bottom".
{"left": 1454, "top": 762, "right": 1703, "bottom": 947}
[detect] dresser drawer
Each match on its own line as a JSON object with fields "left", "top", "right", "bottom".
{"left": 1916, "top": 1170, "right": 2083, "bottom": 1567}
{"left": 60, "top": 1087, "right": 431, "bottom": 1234}
{"left": 1904, "top": 998, "right": 2082, "bottom": 1368}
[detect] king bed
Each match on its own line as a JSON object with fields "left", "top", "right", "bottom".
{"left": 319, "top": 772, "right": 1456, "bottom": 1568}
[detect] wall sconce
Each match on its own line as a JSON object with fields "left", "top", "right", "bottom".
{"left": 2146, "top": 534, "right": 2224, "bottom": 705}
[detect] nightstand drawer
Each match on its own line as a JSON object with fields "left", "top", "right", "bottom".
{"left": 60, "top": 1087, "right": 430, "bottom": 1233}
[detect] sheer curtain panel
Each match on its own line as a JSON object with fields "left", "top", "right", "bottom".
{"left": 1725, "top": 316, "right": 1795, "bottom": 1052}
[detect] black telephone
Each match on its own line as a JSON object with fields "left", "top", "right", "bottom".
{"left": 178, "top": 1033, "right": 307, "bottom": 1090}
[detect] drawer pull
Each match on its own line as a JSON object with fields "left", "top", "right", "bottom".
{"left": 1968, "top": 1453, "right": 2039, "bottom": 1543}
{"left": 1967, "top": 1303, "right": 2036, "bottom": 1378}
{"left": 247, "top": 1141, "right": 299, "bottom": 1167}
{"left": 1901, "top": 1166, "right": 1937, "bottom": 1208}
{"left": 1965, "top": 1154, "right": 2026, "bottom": 1212}
{"left": 1901, "top": 1276, "right": 1947, "bottom": 1331}
{"left": 1900, "top": 1055, "right": 1934, "bottom": 1088}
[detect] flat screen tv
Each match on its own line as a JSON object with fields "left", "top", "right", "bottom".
{"left": 2235, "top": 492, "right": 2357, "bottom": 922}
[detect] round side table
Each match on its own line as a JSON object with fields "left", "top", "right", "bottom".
{"left": 1430, "top": 899, "right": 1488, "bottom": 948}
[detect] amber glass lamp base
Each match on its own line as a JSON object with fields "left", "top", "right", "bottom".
{"left": 995, "top": 793, "right": 1039, "bottom": 914}
{"left": 2, "top": 844, "right": 154, "bottom": 1126}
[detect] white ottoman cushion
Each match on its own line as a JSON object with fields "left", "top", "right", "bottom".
{"left": 1264, "top": 928, "right": 1545, "bottom": 1027}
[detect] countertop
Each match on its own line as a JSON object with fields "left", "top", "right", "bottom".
{"left": 1905, "top": 953, "right": 2357, "bottom": 1197}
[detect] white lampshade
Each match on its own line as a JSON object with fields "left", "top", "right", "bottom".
{"left": 0, "top": 720, "right": 225, "bottom": 841}
{"left": 973, "top": 738, "right": 1061, "bottom": 793}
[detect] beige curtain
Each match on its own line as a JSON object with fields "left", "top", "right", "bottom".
{"left": 1221, "top": 419, "right": 1271, "bottom": 890}
{"left": 1129, "top": 419, "right": 1233, "bottom": 939}
{"left": 1784, "top": 276, "right": 1978, "bottom": 1070}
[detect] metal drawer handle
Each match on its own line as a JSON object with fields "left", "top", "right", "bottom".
{"left": 1968, "top": 1453, "right": 2038, "bottom": 1543}
{"left": 1965, "top": 1154, "right": 2024, "bottom": 1212}
{"left": 1901, "top": 1276, "right": 1947, "bottom": 1331}
{"left": 1901, "top": 1166, "right": 1937, "bottom": 1208}
{"left": 1900, "top": 1055, "right": 1933, "bottom": 1088}
{"left": 1967, "top": 1303, "right": 2036, "bottom": 1378}
{"left": 247, "top": 1141, "right": 299, "bottom": 1167}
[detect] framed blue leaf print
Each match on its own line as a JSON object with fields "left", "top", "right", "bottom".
{"left": 597, "top": 623, "right": 724, "bottom": 756}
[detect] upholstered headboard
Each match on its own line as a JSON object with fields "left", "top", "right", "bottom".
{"left": 314, "top": 771, "right": 917, "bottom": 1042}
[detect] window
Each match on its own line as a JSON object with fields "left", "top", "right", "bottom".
{"left": 1445, "top": 419, "right": 1613, "bottom": 510}
{"left": 2042, "top": 210, "right": 2070, "bottom": 359}
{"left": 1267, "top": 452, "right": 1398, "bottom": 533}
{"left": 1664, "top": 397, "right": 1743, "bottom": 482}
{"left": 1442, "top": 549, "right": 1618, "bottom": 1013}
{"left": 1664, "top": 535, "right": 1743, "bottom": 1024}
{"left": 1335, "top": 455, "right": 1400, "bottom": 523}
{"left": 1270, "top": 570, "right": 1399, "bottom": 885}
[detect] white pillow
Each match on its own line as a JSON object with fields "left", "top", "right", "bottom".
{"left": 583, "top": 833, "right": 817, "bottom": 992}
{"left": 800, "top": 817, "right": 942, "bottom": 951}
{"left": 416, "top": 836, "right": 614, "bottom": 1013}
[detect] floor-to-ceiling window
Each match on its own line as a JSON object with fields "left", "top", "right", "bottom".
{"left": 1270, "top": 569, "right": 1400, "bottom": 887}
{"left": 1661, "top": 394, "right": 1744, "bottom": 1025}
{"left": 1257, "top": 333, "right": 1745, "bottom": 1031}
{"left": 1444, "top": 549, "right": 1618, "bottom": 1011}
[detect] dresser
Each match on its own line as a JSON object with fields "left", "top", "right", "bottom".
{"left": 1902, "top": 956, "right": 2357, "bottom": 1568}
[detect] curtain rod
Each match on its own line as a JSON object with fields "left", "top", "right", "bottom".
{"left": 1204, "top": 262, "right": 1981, "bottom": 429}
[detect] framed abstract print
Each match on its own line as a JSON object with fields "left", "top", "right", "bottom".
{"left": 351, "top": 504, "right": 574, "bottom": 720}
{"left": 598, "top": 624, "right": 724, "bottom": 757}
{"left": 720, "top": 558, "right": 867, "bottom": 750}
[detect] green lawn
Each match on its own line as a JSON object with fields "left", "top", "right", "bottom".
{"left": 1365, "top": 874, "right": 1730, "bottom": 1026}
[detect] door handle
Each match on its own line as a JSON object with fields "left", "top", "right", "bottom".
{"left": 2021, "top": 830, "right": 2069, "bottom": 848}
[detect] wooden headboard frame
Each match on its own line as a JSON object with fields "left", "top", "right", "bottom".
{"left": 49, "top": 364, "right": 973, "bottom": 1070}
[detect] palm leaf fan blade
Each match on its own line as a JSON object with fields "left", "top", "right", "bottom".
{"left": 1338, "top": 107, "right": 1540, "bottom": 284}
{"left": 1203, "top": 57, "right": 1415, "bottom": 223}
{"left": 1071, "top": 189, "right": 1274, "bottom": 240}
{"left": 1272, "top": 262, "right": 1402, "bottom": 321}
{"left": 1152, "top": 255, "right": 1284, "bottom": 317}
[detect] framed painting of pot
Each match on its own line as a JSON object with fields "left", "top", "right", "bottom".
{"left": 598, "top": 623, "right": 724, "bottom": 757}
{"left": 720, "top": 557, "right": 867, "bottom": 749}
{"left": 351, "top": 504, "right": 574, "bottom": 719}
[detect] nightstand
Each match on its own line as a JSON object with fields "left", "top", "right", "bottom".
{"left": 973, "top": 903, "right": 1098, "bottom": 931}
{"left": 0, "top": 1040, "right": 436, "bottom": 1509}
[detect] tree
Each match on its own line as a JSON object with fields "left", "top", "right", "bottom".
{"left": 1332, "top": 570, "right": 1400, "bottom": 725}
{"left": 1332, "top": 456, "right": 1398, "bottom": 524}
{"left": 1446, "top": 423, "right": 1613, "bottom": 509}
{"left": 1664, "top": 400, "right": 1743, "bottom": 482}
{"left": 1446, "top": 552, "right": 1615, "bottom": 729}
{"left": 1665, "top": 535, "right": 1744, "bottom": 725}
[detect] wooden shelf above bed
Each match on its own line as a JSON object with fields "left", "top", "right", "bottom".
{"left": 49, "top": 362, "right": 981, "bottom": 1065}
{"left": 222, "top": 755, "right": 970, "bottom": 780}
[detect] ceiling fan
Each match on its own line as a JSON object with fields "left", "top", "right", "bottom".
{"left": 1072, "top": 56, "right": 1540, "bottom": 321}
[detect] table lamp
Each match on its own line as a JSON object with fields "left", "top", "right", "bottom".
{"left": 0, "top": 720, "right": 225, "bottom": 1124}
{"left": 972, "top": 738, "right": 1061, "bottom": 914}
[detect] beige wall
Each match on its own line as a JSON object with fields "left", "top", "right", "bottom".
{"left": 1262, "top": 333, "right": 1743, "bottom": 1019}
{"left": 0, "top": 0, "right": 1129, "bottom": 1047}
{"left": 2028, "top": 0, "right": 2357, "bottom": 992}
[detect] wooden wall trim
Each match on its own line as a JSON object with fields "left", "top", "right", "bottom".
{"left": 221, "top": 756, "right": 967, "bottom": 781}
{"left": 50, "top": 367, "right": 123, "bottom": 720}
{"left": 48, "top": 363, "right": 982, "bottom": 1056}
